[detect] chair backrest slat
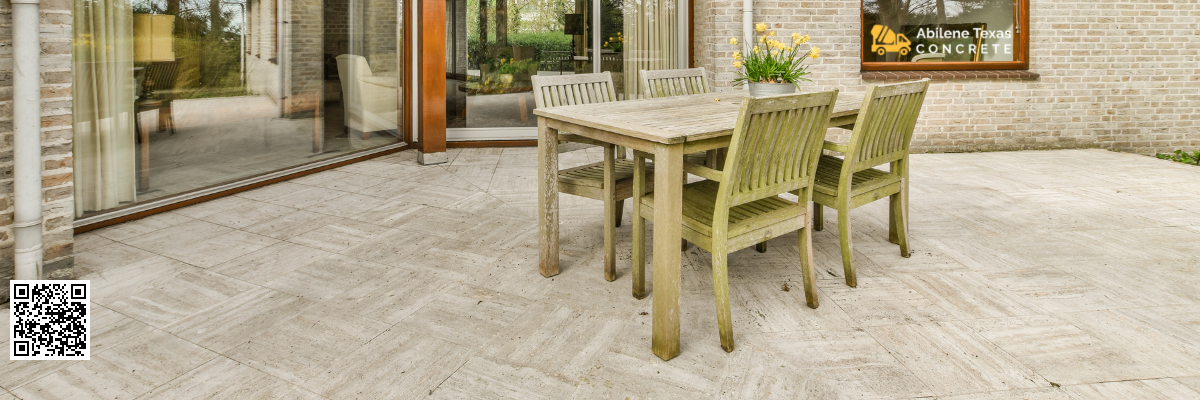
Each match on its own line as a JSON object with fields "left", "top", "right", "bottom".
{"left": 718, "top": 91, "right": 839, "bottom": 207}
{"left": 532, "top": 72, "right": 617, "bottom": 108}
{"left": 640, "top": 68, "right": 714, "bottom": 98}
{"left": 846, "top": 79, "right": 930, "bottom": 171}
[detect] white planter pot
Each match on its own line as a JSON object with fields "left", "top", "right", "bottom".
{"left": 748, "top": 82, "right": 799, "bottom": 97}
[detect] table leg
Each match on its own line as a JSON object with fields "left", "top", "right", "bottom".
{"left": 652, "top": 142, "right": 684, "bottom": 360}
{"left": 138, "top": 112, "right": 151, "bottom": 190}
{"left": 519, "top": 95, "right": 529, "bottom": 122}
{"left": 538, "top": 117, "right": 560, "bottom": 277}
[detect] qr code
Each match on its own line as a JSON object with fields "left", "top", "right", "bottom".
{"left": 9, "top": 280, "right": 91, "bottom": 360}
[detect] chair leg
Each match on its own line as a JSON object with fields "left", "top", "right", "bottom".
{"left": 813, "top": 204, "right": 824, "bottom": 231}
{"left": 837, "top": 205, "right": 857, "bottom": 287}
{"left": 891, "top": 191, "right": 911, "bottom": 258}
{"left": 603, "top": 145, "right": 617, "bottom": 282}
{"left": 632, "top": 154, "right": 647, "bottom": 299}
{"left": 711, "top": 247, "right": 734, "bottom": 352}
{"left": 755, "top": 242, "right": 767, "bottom": 253}
{"left": 681, "top": 239, "right": 688, "bottom": 252}
{"left": 798, "top": 203, "right": 819, "bottom": 308}
{"left": 615, "top": 199, "right": 625, "bottom": 228}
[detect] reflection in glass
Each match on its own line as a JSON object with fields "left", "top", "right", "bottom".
{"left": 864, "top": 0, "right": 1016, "bottom": 63}
{"left": 447, "top": 0, "right": 587, "bottom": 128}
{"left": 72, "top": 0, "right": 404, "bottom": 218}
{"left": 600, "top": 0, "right": 678, "bottom": 99}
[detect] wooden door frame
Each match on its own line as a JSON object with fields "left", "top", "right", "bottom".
{"left": 416, "top": 0, "right": 447, "bottom": 156}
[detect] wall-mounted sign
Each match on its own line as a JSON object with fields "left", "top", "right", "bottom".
{"left": 862, "top": 0, "right": 1024, "bottom": 66}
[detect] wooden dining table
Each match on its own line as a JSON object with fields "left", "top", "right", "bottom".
{"left": 533, "top": 90, "right": 865, "bottom": 360}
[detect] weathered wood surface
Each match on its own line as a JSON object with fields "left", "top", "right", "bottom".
{"left": 534, "top": 92, "right": 863, "bottom": 144}
{"left": 536, "top": 88, "right": 866, "bottom": 361}
{"left": 640, "top": 68, "right": 715, "bottom": 98}
{"left": 810, "top": 79, "right": 929, "bottom": 288}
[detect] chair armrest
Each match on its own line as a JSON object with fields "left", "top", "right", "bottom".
{"left": 683, "top": 161, "right": 722, "bottom": 182}
{"left": 823, "top": 140, "right": 848, "bottom": 153}
{"left": 361, "top": 76, "right": 399, "bottom": 88}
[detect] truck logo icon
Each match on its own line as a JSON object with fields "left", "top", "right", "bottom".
{"left": 870, "top": 25, "right": 911, "bottom": 56}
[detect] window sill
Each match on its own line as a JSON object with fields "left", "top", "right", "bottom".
{"left": 861, "top": 70, "right": 1039, "bottom": 81}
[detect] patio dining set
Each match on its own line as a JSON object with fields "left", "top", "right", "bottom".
{"left": 531, "top": 69, "right": 931, "bottom": 360}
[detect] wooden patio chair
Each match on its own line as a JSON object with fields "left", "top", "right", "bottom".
{"left": 532, "top": 72, "right": 650, "bottom": 282}
{"left": 807, "top": 79, "right": 930, "bottom": 287}
{"left": 639, "top": 67, "right": 715, "bottom": 98}
{"left": 639, "top": 68, "right": 753, "bottom": 251}
{"left": 632, "top": 90, "right": 839, "bottom": 352}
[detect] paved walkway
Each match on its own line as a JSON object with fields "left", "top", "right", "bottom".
{"left": 4, "top": 148, "right": 1200, "bottom": 399}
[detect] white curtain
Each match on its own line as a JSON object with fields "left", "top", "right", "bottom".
{"left": 73, "top": 0, "right": 137, "bottom": 216}
{"left": 622, "top": 0, "right": 677, "bottom": 99}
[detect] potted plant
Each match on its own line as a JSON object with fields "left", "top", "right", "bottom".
{"left": 730, "top": 23, "right": 820, "bottom": 97}
{"left": 604, "top": 32, "right": 624, "bottom": 52}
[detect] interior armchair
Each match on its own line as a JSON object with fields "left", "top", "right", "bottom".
{"left": 336, "top": 54, "right": 399, "bottom": 138}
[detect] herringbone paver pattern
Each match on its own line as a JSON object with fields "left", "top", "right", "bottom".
{"left": 4, "top": 148, "right": 1200, "bottom": 399}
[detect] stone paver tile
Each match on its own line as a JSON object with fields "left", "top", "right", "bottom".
{"left": 123, "top": 220, "right": 232, "bottom": 258}
{"left": 355, "top": 178, "right": 430, "bottom": 199}
{"left": 867, "top": 321, "right": 1047, "bottom": 397}
{"left": 198, "top": 200, "right": 296, "bottom": 229}
{"left": 89, "top": 212, "right": 195, "bottom": 243}
{"left": 0, "top": 305, "right": 155, "bottom": 390}
{"left": 73, "top": 232, "right": 116, "bottom": 252}
{"left": 816, "top": 275, "right": 955, "bottom": 327}
{"left": 937, "top": 387, "right": 1073, "bottom": 400}
{"left": 1145, "top": 304, "right": 1200, "bottom": 336}
{"left": 310, "top": 328, "right": 472, "bottom": 400}
{"left": 402, "top": 284, "right": 534, "bottom": 349}
{"left": 1177, "top": 377, "right": 1200, "bottom": 394}
{"left": 104, "top": 259, "right": 258, "bottom": 328}
{"left": 1059, "top": 308, "right": 1200, "bottom": 377}
{"left": 891, "top": 270, "right": 1045, "bottom": 320}
{"left": 264, "top": 186, "right": 351, "bottom": 209}
{"left": 1061, "top": 379, "right": 1200, "bottom": 400}
{"left": 304, "top": 171, "right": 390, "bottom": 192}
{"left": 13, "top": 330, "right": 217, "bottom": 400}
{"left": 963, "top": 315, "right": 1163, "bottom": 385}
{"left": 209, "top": 241, "right": 334, "bottom": 285}
{"left": 154, "top": 229, "right": 279, "bottom": 268}
{"left": 303, "top": 193, "right": 391, "bottom": 219}
{"left": 286, "top": 218, "right": 393, "bottom": 253}
{"left": 135, "top": 356, "right": 326, "bottom": 400}
{"left": 262, "top": 254, "right": 391, "bottom": 301}
{"left": 735, "top": 329, "right": 934, "bottom": 399}
{"left": 165, "top": 287, "right": 314, "bottom": 354}
{"left": 730, "top": 282, "right": 856, "bottom": 333}
{"left": 430, "top": 356, "right": 577, "bottom": 400}
{"left": 233, "top": 181, "right": 311, "bottom": 202}
{"left": 170, "top": 195, "right": 257, "bottom": 219}
{"left": 444, "top": 165, "right": 497, "bottom": 191}
{"left": 72, "top": 242, "right": 159, "bottom": 277}
{"left": 226, "top": 303, "right": 392, "bottom": 388}
{"left": 325, "top": 266, "right": 460, "bottom": 325}
{"left": 483, "top": 302, "right": 626, "bottom": 380}
{"left": 981, "top": 266, "right": 1124, "bottom": 313}
{"left": 1057, "top": 261, "right": 1200, "bottom": 307}
{"left": 398, "top": 207, "right": 489, "bottom": 239}
{"left": 240, "top": 209, "right": 343, "bottom": 240}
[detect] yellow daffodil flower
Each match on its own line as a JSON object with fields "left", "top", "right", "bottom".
{"left": 733, "top": 60, "right": 742, "bottom": 69}
{"left": 800, "top": 35, "right": 810, "bottom": 44}
{"left": 791, "top": 32, "right": 800, "bottom": 40}
{"left": 729, "top": 37, "right": 738, "bottom": 45}
{"left": 771, "top": 50, "right": 779, "bottom": 57}
{"left": 809, "top": 47, "right": 820, "bottom": 59}
{"left": 768, "top": 31, "right": 776, "bottom": 37}
{"left": 733, "top": 51, "right": 741, "bottom": 60}
{"left": 755, "top": 23, "right": 767, "bottom": 32}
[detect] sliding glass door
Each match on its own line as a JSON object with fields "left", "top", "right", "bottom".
{"left": 73, "top": 0, "right": 408, "bottom": 219}
{"left": 443, "top": 0, "right": 682, "bottom": 140}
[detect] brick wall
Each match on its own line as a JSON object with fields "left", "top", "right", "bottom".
{"left": 0, "top": 0, "right": 76, "bottom": 303}
{"left": 692, "top": 0, "right": 1200, "bottom": 154}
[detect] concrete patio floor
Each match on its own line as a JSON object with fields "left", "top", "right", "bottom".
{"left": 5, "top": 148, "right": 1200, "bottom": 399}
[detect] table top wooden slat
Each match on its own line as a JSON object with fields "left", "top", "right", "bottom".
{"left": 533, "top": 92, "right": 864, "bottom": 144}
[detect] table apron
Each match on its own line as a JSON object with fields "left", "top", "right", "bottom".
{"left": 544, "top": 118, "right": 658, "bottom": 153}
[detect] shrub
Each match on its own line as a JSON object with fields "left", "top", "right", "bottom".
{"left": 1156, "top": 149, "right": 1200, "bottom": 166}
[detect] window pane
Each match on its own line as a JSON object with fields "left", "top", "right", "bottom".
{"left": 863, "top": 0, "right": 1017, "bottom": 63}
{"left": 447, "top": 0, "right": 586, "bottom": 128}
